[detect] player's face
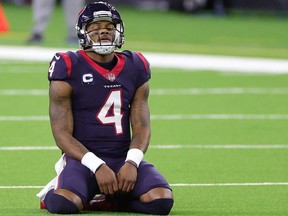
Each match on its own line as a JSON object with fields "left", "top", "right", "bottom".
{"left": 86, "top": 21, "right": 116, "bottom": 44}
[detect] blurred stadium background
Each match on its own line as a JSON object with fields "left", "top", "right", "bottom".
{"left": 5, "top": 0, "right": 288, "bottom": 15}
{"left": 5, "top": 0, "right": 288, "bottom": 13}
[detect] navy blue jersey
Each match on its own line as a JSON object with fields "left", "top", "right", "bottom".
{"left": 48, "top": 50, "right": 151, "bottom": 157}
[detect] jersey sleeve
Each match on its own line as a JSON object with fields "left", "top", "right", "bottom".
{"left": 134, "top": 52, "right": 151, "bottom": 88}
{"left": 48, "top": 52, "right": 72, "bottom": 81}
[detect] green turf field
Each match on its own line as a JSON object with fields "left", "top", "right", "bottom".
{"left": 0, "top": 3, "right": 288, "bottom": 216}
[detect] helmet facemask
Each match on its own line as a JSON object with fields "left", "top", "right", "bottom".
{"left": 85, "top": 20, "right": 123, "bottom": 55}
{"left": 76, "top": 2, "right": 125, "bottom": 55}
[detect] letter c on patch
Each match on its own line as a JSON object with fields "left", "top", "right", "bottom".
{"left": 82, "top": 74, "right": 93, "bottom": 83}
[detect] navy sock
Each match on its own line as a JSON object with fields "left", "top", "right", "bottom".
{"left": 128, "top": 198, "right": 174, "bottom": 215}
{"left": 44, "top": 190, "right": 79, "bottom": 214}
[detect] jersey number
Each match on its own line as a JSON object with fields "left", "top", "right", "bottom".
{"left": 96, "top": 90, "right": 123, "bottom": 135}
{"left": 48, "top": 61, "right": 56, "bottom": 77}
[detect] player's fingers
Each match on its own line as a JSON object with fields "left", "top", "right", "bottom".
{"left": 107, "top": 185, "right": 113, "bottom": 195}
{"left": 123, "top": 179, "right": 135, "bottom": 193}
{"left": 107, "top": 184, "right": 117, "bottom": 194}
{"left": 117, "top": 178, "right": 124, "bottom": 191}
{"left": 112, "top": 181, "right": 119, "bottom": 193}
{"left": 125, "top": 182, "right": 135, "bottom": 193}
{"left": 127, "top": 182, "right": 135, "bottom": 192}
{"left": 99, "top": 185, "right": 107, "bottom": 195}
{"left": 121, "top": 181, "right": 129, "bottom": 192}
{"left": 105, "top": 179, "right": 118, "bottom": 195}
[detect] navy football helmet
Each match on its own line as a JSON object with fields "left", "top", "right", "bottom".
{"left": 76, "top": 1, "right": 125, "bottom": 54}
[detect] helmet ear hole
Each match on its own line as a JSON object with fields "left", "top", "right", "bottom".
{"left": 76, "top": 2, "right": 125, "bottom": 52}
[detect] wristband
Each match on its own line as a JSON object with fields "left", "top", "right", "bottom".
{"left": 125, "top": 160, "right": 138, "bottom": 168}
{"left": 81, "top": 152, "right": 105, "bottom": 173}
{"left": 125, "top": 148, "right": 144, "bottom": 168}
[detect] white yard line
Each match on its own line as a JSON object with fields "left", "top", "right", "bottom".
{"left": 151, "top": 88, "right": 288, "bottom": 95}
{"left": 150, "top": 114, "right": 288, "bottom": 120}
{"left": 144, "top": 53, "right": 288, "bottom": 74}
{"left": 170, "top": 182, "right": 288, "bottom": 187}
{"left": 0, "top": 186, "right": 44, "bottom": 189}
{"left": 149, "top": 144, "right": 288, "bottom": 149}
{"left": 1, "top": 45, "right": 288, "bottom": 73}
{"left": 0, "top": 146, "right": 58, "bottom": 150}
{"left": 1, "top": 88, "right": 288, "bottom": 96}
{"left": 0, "top": 89, "right": 48, "bottom": 95}
{"left": 0, "top": 116, "right": 49, "bottom": 121}
{"left": 1, "top": 114, "right": 288, "bottom": 121}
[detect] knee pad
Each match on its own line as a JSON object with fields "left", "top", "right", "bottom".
{"left": 146, "top": 198, "right": 174, "bottom": 215}
{"left": 44, "top": 190, "right": 79, "bottom": 214}
{"left": 130, "top": 198, "right": 174, "bottom": 215}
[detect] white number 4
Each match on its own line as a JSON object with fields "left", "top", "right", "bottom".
{"left": 48, "top": 61, "right": 56, "bottom": 77}
{"left": 97, "top": 90, "right": 123, "bottom": 135}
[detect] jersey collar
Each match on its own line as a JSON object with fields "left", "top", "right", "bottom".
{"left": 78, "top": 50, "right": 125, "bottom": 81}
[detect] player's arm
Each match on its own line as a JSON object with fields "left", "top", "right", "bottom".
{"left": 49, "top": 80, "right": 89, "bottom": 160}
{"left": 117, "top": 81, "right": 151, "bottom": 192}
{"left": 130, "top": 81, "right": 151, "bottom": 154}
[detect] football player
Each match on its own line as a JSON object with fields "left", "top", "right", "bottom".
{"left": 37, "top": 1, "right": 174, "bottom": 215}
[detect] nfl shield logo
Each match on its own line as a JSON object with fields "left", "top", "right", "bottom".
{"left": 107, "top": 73, "right": 116, "bottom": 81}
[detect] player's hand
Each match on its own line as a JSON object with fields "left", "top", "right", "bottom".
{"left": 117, "top": 162, "right": 137, "bottom": 193}
{"left": 95, "top": 164, "right": 119, "bottom": 195}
